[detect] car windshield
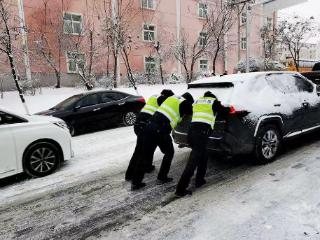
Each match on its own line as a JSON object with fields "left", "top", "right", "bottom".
{"left": 53, "top": 94, "right": 83, "bottom": 110}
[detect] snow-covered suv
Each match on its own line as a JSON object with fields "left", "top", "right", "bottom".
{"left": 173, "top": 72, "right": 320, "bottom": 163}
{"left": 0, "top": 108, "right": 73, "bottom": 179}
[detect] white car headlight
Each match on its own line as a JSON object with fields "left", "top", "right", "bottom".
{"left": 54, "top": 121, "right": 69, "bottom": 131}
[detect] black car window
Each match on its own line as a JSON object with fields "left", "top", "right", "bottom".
{"left": 54, "top": 94, "right": 83, "bottom": 110}
{"left": 78, "top": 94, "right": 100, "bottom": 107}
{"left": 100, "top": 93, "right": 113, "bottom": 103}
{"left": 0, "top": 112, "right": 26, "bottom": 125}
{"left": 266, "top": 74, "right": 299, "bottom": 94}
{"left": 105, "top": 92, "right": 127, "bottom": 101}
{"left": 294, "top": 76, "right": 314, "bottom": 93}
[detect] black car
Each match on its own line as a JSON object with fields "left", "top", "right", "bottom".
{"left": 173, "top": 71, "right": 320, "bottom": 164}
{"left": 37, "top": 90, "right": 145, "bottom": 135}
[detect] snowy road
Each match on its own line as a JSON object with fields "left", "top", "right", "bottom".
{"left": 1, "top": 127, "right": 320, "bottom": 239}
{"left": 1, "top": 86, "right": 320, "bottom": 239}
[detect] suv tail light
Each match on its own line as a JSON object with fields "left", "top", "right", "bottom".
{"left": 229, "top": 105, "right": 249, "bottom": 116}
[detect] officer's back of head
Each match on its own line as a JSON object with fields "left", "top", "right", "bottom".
{"left": 204, "top": 91, "right": 217, "bottom": 99}
{"left": 161, "top": 89, "right": 174, "bottom": 98}
{"left": 182, "top": 92, "right": 194, "bottom": 104}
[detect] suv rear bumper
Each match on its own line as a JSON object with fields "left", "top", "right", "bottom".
{"left": 172, "top": 129, "right": 253, "bottom": 156}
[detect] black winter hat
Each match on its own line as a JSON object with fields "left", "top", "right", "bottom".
{"left": 204, "top": 91, "right": 216, "bottom": 99}
{"left": 182, "top": 92, "right": 194, "bottom": 104}
{"left": 161, "top": 89, "right": 174, "bottom": 97}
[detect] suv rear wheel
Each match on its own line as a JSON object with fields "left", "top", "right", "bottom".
{"left": 254, "top": 124, "right": 282, "bottom": 164}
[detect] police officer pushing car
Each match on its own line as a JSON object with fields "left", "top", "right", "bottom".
{"left": 131, "top": 92, "right": 194, "bottom": 190}
{"left": 125, "top": 89, "right": 174, "bottom": 181}
{"left": 175, "top": 91, "right": 230, "bottom": 197}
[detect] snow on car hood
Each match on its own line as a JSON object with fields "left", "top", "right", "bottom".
{"left": 23, "top": 114, "right": 63, "bottom": 123}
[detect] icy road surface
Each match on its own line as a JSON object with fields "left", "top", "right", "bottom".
{"left": 1, "top": 127, "right": 320, "bottom": 240}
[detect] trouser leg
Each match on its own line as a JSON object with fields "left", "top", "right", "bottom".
{"left": 176, "top": 127, "right": 210, "bottom": 192}
{"left": 176, "top": 147, "right": 199, "bottom": 193}
{"left": 125, "top": 130, "right": 143, "bottom": 180}
{"left": 195, "top": 151, "right": 208, "bottom": 183}
{"left": 195, "top": 131, "right": 210, "bottom": 183}
{"left": 157, "top": 134, "right": 175, "bottom": 179}
{"left": 131, "top": 126, "right": 158, "bottom": 185}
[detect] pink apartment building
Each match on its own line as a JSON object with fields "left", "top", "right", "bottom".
{"left": 1, "top": 0, "right": 276, "bottom": 89}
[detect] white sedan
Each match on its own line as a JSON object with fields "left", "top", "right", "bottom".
{"left": 0, "top": 108, "right": 73, "bottom": 179}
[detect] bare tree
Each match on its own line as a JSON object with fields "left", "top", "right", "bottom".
{"left": 30, "top": 0, "right": 66, "bottom": 88}
{"left": 0, "top": 0, "right": 29, "bottom": 113}
{"left": 260, "top": 24, "right": 278, "bottom": 69}
{"left": 72, "top": 22, "right": 97, "bottom": 90}
{"left": 102, "top": 1, "right": 125, "bottom": 88}
{"left": 174, "top": 19, "right": 213, "bottom": 83}
{"left": 278, "top": 16, "right": 317, "bottom": 72}
{"left": 102, "top": 0, "right": 143, "bottom": 89}
{"left": 207, "top": 1, "right": 237, "bottom": 73}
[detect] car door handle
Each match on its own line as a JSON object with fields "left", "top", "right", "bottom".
{"left": 274, "top": 104, "right": 281, "bottom": 107}
{"left": 93, "top": 108, "right": 101, "bottom": 112}
{"left": 118, "top": 102, "right": 125, "bottom": 106}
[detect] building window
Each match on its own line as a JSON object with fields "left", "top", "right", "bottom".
{"left": 63, "top": 12, "right": 82, "bottom": 34}
{"left": 143, "top": 24, "right": 156, "bottom": 42}
{"left": 267, "top": 17, "right": 273, "bottom": 30}
{"left": 199, "top": 59, "right": 208, "bottom": 71}
{"left": 141, "top": 0, "right": 155, "bottom": 9}
{"left": 241, "top": 11, "right": 247, "bottom": 24}
{"left": 198, "top": 3, "right": 208, "bottom": 18}
{"left": 66, "top": 52, "right": 85, "bottom": 73}
{"left": 145, "top": 56, "right": 156, "bottom": 73}
{"left": 199, "top": 32, "right": 208, "bottom": 47}
{"left": 240, "top": 34, "right": 247, "bottom": 50}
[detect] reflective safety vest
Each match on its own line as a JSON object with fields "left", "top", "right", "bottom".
{"left": 157, "top": 96, "right": 185, "bottom": 129}
{"left": 191, "top": 96, "right": 216, "bottom": 129}
{"left": 140, "top": 95, "right": 160, "bottom": 116}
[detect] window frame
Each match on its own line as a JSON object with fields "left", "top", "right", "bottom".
{"left": 266, "top": 17, "right": 273, "bottom": 30}
{"left": 144, "top": 56, "right": 157, "bottom": 74}
{"left": 141, "top": 0, "right": 156, "bottom": 10}
{"left": 198, "top": 2, "right": 208, "bottom": 19}
{"left": 63, "top": 12, "right": 83, "bottom": 35}
{"left": 199, "top": 31, "right": 208, "bottom": 47}
{"left": 240, "top": 11, "right": 247, "bottom": 25}
{"left": 142, "top": 24, "right": 156, "bottom": 42}
{"left": 66, "top": 51, "right": 85, "bottom": 74}
{"left": 199, "top": 59, "right": 209, "bottom": 72}
{"left": 240, "top": 33, "right": 247, "bottom": 50}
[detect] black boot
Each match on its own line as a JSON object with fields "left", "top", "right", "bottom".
{"left": 175, "top": 189, "right": 192, "bottom": 197}
{"left": 131, "top": 182, "right": 146, "bottom": 191}
{"left": 195, "top": 179, "right": 207, "bottom": 188}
